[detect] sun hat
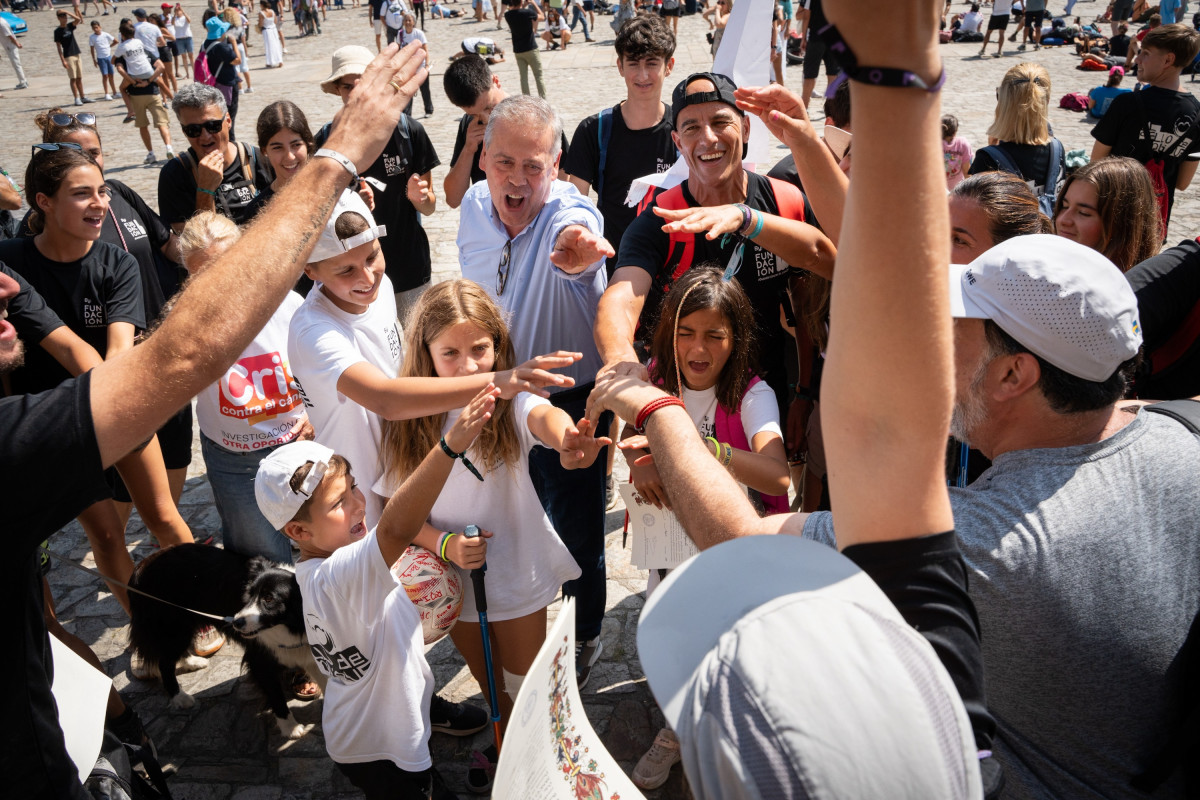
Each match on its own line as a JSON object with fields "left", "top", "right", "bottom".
{"left": 321, "top": 45, "right": 374, "bottom": 95}
{"left": 204, "top": 15, "right": 230, "bottom": 39}
{"left": 308, "top": 189, "right": 387, "bottom": 264}
{"left": 670, "top": 71, "right": 743, "bottom": 130}
{"left": 948, "top": 234, "right": 1142, "bottom": 382}
{"left": 638, "top": 535, "right": 983, "bottom": 800}
{"left": 255, "top": 441, "right": 337, "bottom": 530}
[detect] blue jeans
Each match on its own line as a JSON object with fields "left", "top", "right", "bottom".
{"left": 569, "top": 4, "right": 590, "bottom": 37}
{"left": 200, "top": 433, "right": 294, "bottom": 564}
{"left": 528, "top": 382, "right": 611, "bottom": 641}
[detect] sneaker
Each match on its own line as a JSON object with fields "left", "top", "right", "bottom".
{"left": 123, "top": 114, "right": 135, "bottom": 124}
{"left": 978, "top": 45, "right": 987, "bottom": 56}
{"left": 80, "top": 96, "right": 95, "bottom": 103}
{"left": 245, "top": 86, "right": 254, "bottom": 93}
{"left": 74, "top": 97, "right": 84, "bottom": 106}
{"left": 1007, "top": 32, "right": 1018, "bottom": 42}
{"left": 15, "top": 82, "right": 28, "bottom": 90}
{"left": 165, "top": 146, "right": 175, "bottom": 158}
{"left": 575, "top": 636, "right": 602, "bottom": 690}
{"left": 190, "top": 624, "right": 225, "bottom": 657}
{"left": 631, "top": 728, "right": 681, "bottom": 790}
{"left": 429, "top": 693, "right": 488, "bottom": 736}
{"left": 466, "top": 744, "right": 497, "bottom": 794}
{"left": 1017, "top": 43, "right": 1026, "bottom": 50}
{"left": 103, "top": 93, "right": 113, "bottom": 100}
{"left": 605, "top": 474, "right": 618, "bottom": 511}
{"left": 1034, "top": 42, "right": 1041, "bottom": 50}
{"left": 143, "top": 152, "right": 158, "bottom": 165}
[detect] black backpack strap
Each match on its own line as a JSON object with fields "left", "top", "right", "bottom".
{"left": 1142, "top": 398, "right": 1200, "bottom": 433}
{"left": 596, "top": 104, "right": 614, "bottom": 198}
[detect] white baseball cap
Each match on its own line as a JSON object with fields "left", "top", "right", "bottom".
{"left": 948, "top": 234, "right": 1142, "bottom": 382}
{"left": 307, "top": 189, "right": 387, "bottom": 264}
{"left": 638, "top": 536, "right": 982, "bottom": 800}
{"left": 254, "top": 440, "right": 337, "bottom": 530}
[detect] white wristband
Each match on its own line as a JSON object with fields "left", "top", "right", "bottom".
{"left": 314, "top": 148, "right": 359, "bottom": 186}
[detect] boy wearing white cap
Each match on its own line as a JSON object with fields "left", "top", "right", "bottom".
{"left": 254, "top": 385, "right": 498, "bottom": 798}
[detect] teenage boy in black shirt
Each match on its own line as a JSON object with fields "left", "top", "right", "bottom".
{"left": 1092, "top": 23, "right": 1200, "bottom": 237}
{"left": 55, "top": 8, "right": 93, "bottom": 106}
{"left": 442, "top": 53, "right": 569, "bottom": 208}
{"left": 563, "top": 14, "right": 678, "bottom": 278}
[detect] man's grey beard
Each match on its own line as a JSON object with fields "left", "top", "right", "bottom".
{"left": 950, "top": 356, "right": 991, "bottom": 445}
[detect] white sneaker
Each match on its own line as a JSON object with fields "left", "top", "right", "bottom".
{"left": 143, "top": 152, "right": 157, "bottom": 164}
{"left": 165, "top": 146, "right": 175, "bottom": 158}
{"left": 103, "top": 93, "right": 113, "bottom": 100}
{"left": 632, "top": 728, "right": 681, "bottom": 790}
{"left": 74, "top": 97, "right": 83, "bottom": 106}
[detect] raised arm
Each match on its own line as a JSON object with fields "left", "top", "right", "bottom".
{"left": 90, "top": 42, "right": 430, "bottom": 467}
{"left": 594, "top": 265, "right": 652, "bottom": 374}
{"left": 818, "top": 0, "right": 953, "bottom": 545}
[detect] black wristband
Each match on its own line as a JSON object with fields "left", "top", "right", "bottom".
{"left": 439, "top": 436, "right": 484, "bottom": 482}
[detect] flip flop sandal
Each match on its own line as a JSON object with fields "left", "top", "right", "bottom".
{"left": 289, "top": 669, "right": 321, "bottom": 701}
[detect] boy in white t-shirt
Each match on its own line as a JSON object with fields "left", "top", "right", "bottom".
{"left": 113, "top": 24, "right": 156, "bottom": 81}
{"left": 89, "top": 20, "right": 119, "bottom": 100}
{"left": 254, "top": 410, "right": 492, "bottom": 798}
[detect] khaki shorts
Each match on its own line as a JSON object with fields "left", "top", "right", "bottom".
{"left": 130, "top": 92, "right": 169, "bottom": 129}
{"left": 64, "top": 54, "right": 82, "bottom": 80}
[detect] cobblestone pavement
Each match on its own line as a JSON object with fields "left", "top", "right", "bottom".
{"left": 17, "top": 0, "right": 1200, "bottom": 797}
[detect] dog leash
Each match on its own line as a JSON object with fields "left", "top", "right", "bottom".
{"left": 39, "top": 547, "right": 234, "bottom": 624}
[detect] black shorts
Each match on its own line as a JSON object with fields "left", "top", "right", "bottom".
{"left": 1023, "top": 8, "right": 1045, "bottom": 27}
{"left": 102, "top": 405, "right": 193, "bottom": 503}
{"left": 1112, "top": 0, "right": 1133, "bottom": 21}
{"left": 659, "top": 4, "right": 680, "bottom": 16}
{"left": 803, "top": 32, "right": 840, "bottom": 80}
{"left": 987, "top": 13, "right": 1009, "bottom": 30}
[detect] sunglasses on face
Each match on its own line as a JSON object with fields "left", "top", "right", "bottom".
{"left": 31, "top": 142, "right": 84, "bottom": 157}
{"left": 50, "top": 112, "right": 97, "bottom": 127}
{"left": 181, "top": 119, "right": 225, "bottom": 138}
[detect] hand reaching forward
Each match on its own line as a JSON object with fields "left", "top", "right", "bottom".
{"left": 653, "top": 204, "right": 743, "bottom": 241}
{"left": 557, "top": 416, "right": 613, "bottom": 470}
{"left": 497, "top": 351, "right": 582, "bottom": 399}
{"left": 550, "top": 224, "right": 615, "bottom": 273}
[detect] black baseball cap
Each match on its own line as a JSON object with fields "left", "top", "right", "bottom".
{"left": 670, "top": 72, "right": 743, "bottom": 130}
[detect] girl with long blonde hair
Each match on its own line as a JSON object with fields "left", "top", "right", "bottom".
{"left": 377, "top": 279, "right": 609, "bottom": 792}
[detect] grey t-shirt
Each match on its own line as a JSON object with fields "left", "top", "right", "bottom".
{"left": 804, "top": 409, "right": 1200, "bottom": 800}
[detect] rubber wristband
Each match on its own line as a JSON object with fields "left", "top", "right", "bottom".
{"left": 635, "top": 396, "right": 686, "bottom": 430}
{"left": 817, "top": 22, "right": 945, "bottom": 98}
{"left": 439, "top": 532, "right": 458, "bottom": 562}
{"left": 721, "top": 442, "right": 733, "bottom": 468}
{"left": 197, "top": 187, "right": 217, "bottom": 196}
{"left": 314, "top": 147, "right": 359, "bottom": 186}
{"left": 747, "top": 210, "right": 765, "bottom": 240}
{"left": 735, "top": 203, "right": 753, "bottom": 236}
{"left": 704, "top": 436, "right": 720, "bottom": 459}
{"left": 439, "top": 436, "right": 485, "bottom": 482}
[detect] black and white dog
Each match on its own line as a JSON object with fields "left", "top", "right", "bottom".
{"left": 128, "top": 544, "right": 326, "bottom": 740}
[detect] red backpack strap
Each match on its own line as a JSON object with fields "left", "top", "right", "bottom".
{"left": 766, "top": 176, "right": 806, "bottom": 223}
{"left": 713, "top": 376, "right": 790, "bottom": 514}
{"left": 654, "top": 184, "right": 696, "bottom": 284}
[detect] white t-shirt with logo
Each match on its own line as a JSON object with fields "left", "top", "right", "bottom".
{"left": 680, "top": 379, "right": 782, "bottom": 442}
{"left": 196, "top": 292, "right": 307, "bottom": 453}
{"left": 295, "top": 528, "right": 433, "bottom": 770}
{"left": 373, "top": 393, "right": 582, "bottom": 621}
{"left": 114, "top": 38, "right": 155, "bottom": 80}
{"left": 90, "top": 30, "right": 117, "bottom": 60}
{"left": 288, "top": 275, "right": 401, "bottom": 529}
{"left": 134, "top": 20, "right": 161, "bottom": 58}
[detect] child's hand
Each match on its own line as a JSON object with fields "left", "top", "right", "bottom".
{"left": 445, "top": 383, "right": 499, "bottom": 454}
{"left": 498, "top": 351, "right": 581, "bottom": 398}
{"left": 445, "top": 527, "right": 491, "bottom": 569}
{"left": 557, "top": 416, "right": 612, "bottom": 470}
{"left": 619, "top": 437, "right": 670, "bottom": 509}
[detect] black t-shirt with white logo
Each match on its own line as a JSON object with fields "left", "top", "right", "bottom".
{"left": 54, "top": 23, "right": 81, "bottom": 58}
{"left": 0, "top": 237, "right": 144, "bottom": 394}
{"left": 157, "top": 144, "right": 274, "bottom": 228}
{"left": 562, "top": 102, "right": 678, "bottom": 276}
{"left": 317, "top": 116, "right": 441, "bottom": 292}
{"left": 1092, "top": 86, "right": 1200, "bottom": 217}
{"left": 505, "top": 6, "right": 539, "bottom": 53}
{"left": 618, "top": 171, "right": 812, "bottom": 403}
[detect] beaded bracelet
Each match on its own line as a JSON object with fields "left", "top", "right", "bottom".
{"left": 635, "top": 396, "right": 686, "bottom": 430}
{"left": 439, "top": 532, "right": 458, "bottom": 562}
{"left": 439, "top": 436, "right": 485, "bottom": 481}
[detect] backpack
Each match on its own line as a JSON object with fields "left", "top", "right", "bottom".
{"left": 85, "top": 729, "right": 173, "bottom": 800}
{"left": 1131, "top": 399, "right": 1200, "bottom": 795}
{"left": 385, "top": 0, "right": 405, "bottom": 28}
{"left": 193, "top": 40, "right": 218, "bottom": 86}
{"left": 175, "top": 141, "right": 260, "bottom": 204}
{"left": 1059, "top": 92, "right": 1090, "bottom": 112}
{"left": 978, "top": 139, "right": 1065, "bottom": 217}
{"left": 713, "top": 375, "right": 790, "bottom": 514}
{"left": 596, "top": 106, "right": 614, "bottom": 199}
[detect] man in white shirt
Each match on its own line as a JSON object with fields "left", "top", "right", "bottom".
{"left": 0, "top": 16, "right": 27, "bottom": 91}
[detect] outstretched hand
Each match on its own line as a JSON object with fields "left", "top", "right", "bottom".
{"left": 444, "top": 383, "right": 499, "bottom": 454}
{"left": 585, "top": 369, "right": 668, "bottom": 427}
{"left": 323, "top": 42, "right": 429, "bottom": 176}
{"left": 734, "top": 85, "right": 819, "bottom": 151}
{"left": 557, "top": 417, "right": 613, "bottom": 470}
{"left": 653, "top": 204, "right": 744, "bottom": 241}
{"left": 498, "top": 351, "right": 582, "bottom": 398}
{"left": 618, "top": 434, "right": 670, "bottom": 509}
{"left": 549, "top": 225, "right": 615, "bottom": 273}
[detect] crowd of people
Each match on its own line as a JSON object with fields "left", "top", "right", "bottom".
{"left": 4, "top": 0, "right": 1200, "bottom": 799}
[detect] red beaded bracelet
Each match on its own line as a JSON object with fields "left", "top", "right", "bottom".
{"left": 635, "top": 395, "right": 686, "bottom": 430}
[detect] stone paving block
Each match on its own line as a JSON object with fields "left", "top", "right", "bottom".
{"left": 277, "top": 757, "right": 338, "bottom": 792}
{"left": 176, "top": 760, "right": 271, "bottom": 784}
{"left": 231, "top": 787, "right": 284, "bottom": 800}
{"left": 171, "top": 783, "right": 234, "bottom": 800}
